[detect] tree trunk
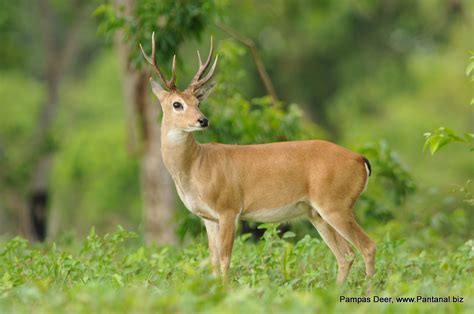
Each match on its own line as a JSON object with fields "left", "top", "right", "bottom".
{"left": 28, "top": 155, "right": 54, "bottom": 241}
{"left": 115, "top": 0, "right": 176, "bottom": 244}
{"left": 139, "top": 75, "right": 176, "bottom": 244}
{"left": 26, "top": 0, "right": 88, "bottom": 241}
{"left": 27, "top": 0, "right": 60, "bottom": 241}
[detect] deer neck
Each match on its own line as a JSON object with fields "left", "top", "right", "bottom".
{"left": 160, "top": 122, "right": 202, "bottom": 178}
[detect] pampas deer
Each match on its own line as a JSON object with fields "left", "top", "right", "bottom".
{"left": 140, "top": 33, "right": 375, "bottom": 284}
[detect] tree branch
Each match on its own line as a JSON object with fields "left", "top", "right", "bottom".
{"left": 216, "top": 21, "right": 279, "bottom": 106}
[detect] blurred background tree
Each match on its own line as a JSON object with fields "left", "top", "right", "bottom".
{"left": 0, "top": 0, "right": 472, "bottom": 245}
{"left": 95, "top": 0, "right": 216, "bottom": 244}
{"left": 0, "top": 0, "right": 101, "bottom": 241}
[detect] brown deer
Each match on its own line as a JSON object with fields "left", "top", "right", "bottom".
{"left": 140, "top": 33, "right": 375, "bottom": 284}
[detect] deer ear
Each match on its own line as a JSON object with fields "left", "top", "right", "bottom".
{"left": 195, "top": 81, "right": 216, "bottom": 102}
{"left": 150, "top": 79, "right": 166, "bottom": 99}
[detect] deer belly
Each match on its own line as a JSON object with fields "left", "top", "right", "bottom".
{"left": 241, "top": 200, "right": 309, "bottom": 223}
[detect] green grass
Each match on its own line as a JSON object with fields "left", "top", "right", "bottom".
{"left": 0, "top": 226, "right": 472, "bottom": 313}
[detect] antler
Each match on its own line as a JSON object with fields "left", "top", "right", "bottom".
{"left": 139, "top": 32, "right": 177, "bottom": 90}
{"left": 189, "top": 37, "right": 219, "bottom": 92}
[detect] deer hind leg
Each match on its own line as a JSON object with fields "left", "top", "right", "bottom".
{"left": 308, "top": 209, "right": 355, "bottom": 284}
{"left": 313, "top": 204, "right": 376, "bottom": 279}
{"left": 203, "top": 219, "right": 220, "bottom": 276}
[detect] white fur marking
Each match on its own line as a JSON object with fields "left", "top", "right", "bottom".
{"left": 167, "top": 129, "right": 187, "bottom": 144}
{"left": 241, "top": 199, "right": 308, "bottom": 223}
{"left": 363, "top": 162, "right": 370, "bottom": 192}
{"left": 173, "top": 173, "right": 219, "bottom": 221}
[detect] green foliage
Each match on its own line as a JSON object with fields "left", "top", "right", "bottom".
{"left": 0, "top": 0, "right": 23, "bottom": 68}
{"left": 361, "top": 141, "right": 416, "bottom": 204}
{"left": 94, "top": 0, "right": 215, "bottom": 69}
{"left": 0, "top": 72, "right": 42, "bottom": 191}
{"left": 196, "top": 40, "right": 323, "bottom": 145}
{"left": 423, "top": 54, "right": 474, "bottom": 155}
{"left": 467, "top": 53, "right": 474, "bottom": 84}
{"left": 226, "top": 0, "right": 463, "bottom": 126}
{"left": 51, "top": 51, "right": 142, "bottom": 233}
{"left": 358, "top": 141, "right": 415, "bottom": 223}
{"left": 456, "top": 180, "right": 474, "bottom": 207}
{"left": 469, "top": 53, "right": 474, "bottom": 107}
{"left": 421, "top": 53, "right": 473, "bottom": 209}
{"left": 0, "top": 228, "right": 472, "bottom": 313}
{"left": 423, "top": 127, "right": 474, "bottom": 155}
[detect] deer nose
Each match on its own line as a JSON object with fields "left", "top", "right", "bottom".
{"left": 198, "top": 117, "right": 209, "bottom": 128}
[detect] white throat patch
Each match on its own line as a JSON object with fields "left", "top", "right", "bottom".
{"left": 167, "top": 129, "right": 188, "bottom": 144}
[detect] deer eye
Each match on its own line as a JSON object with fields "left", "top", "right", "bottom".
{"left": 172, "top": 102, "right": 183, "bottom": 110}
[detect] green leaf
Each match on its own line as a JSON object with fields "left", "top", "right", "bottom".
{"left": 112, "top": 274, "right": 124, "bottom": 286}
{"left": 240, "top": 233, "right": 252, "bottom": 241}
{"left": 464, "top": 133, "right": 474, "bottom": 141}
{"left": 428, "top": 134, "right": 441, "bottom": 155}
{"left": 92, "top": 4, "right": 109, "bottom": 17}
{"left": 466, "top": 60, "right": 474, "bottom": 77}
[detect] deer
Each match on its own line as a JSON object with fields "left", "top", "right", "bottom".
{"left": 140, "top": 33, "right": 376, "bottom": 285}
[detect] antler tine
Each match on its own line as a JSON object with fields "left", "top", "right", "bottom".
{"left": 189, "top": 37, "right": 218, "bottom": 92}
{"left": 139, "top": 32, "right": 174, "bottom": 90}
{"left": 168, "top": 54, "right": 177, "bottom": 89}
{"left": 193, "top": 50, "right": 204, "bottom": 81}
{"left": 139, "top": 43, "right": 153, "bottom": 65}
{"left": 191, "top": 36, "right": 215, "bottom": 83}
{"left": 201, "top": 36, "right": 214, "bottom": 76}
{"left": 197, "top": 50, "right": 203, "bottom": 66}
{"left": 194, "top": 54, "right": 219, "bottom": 90}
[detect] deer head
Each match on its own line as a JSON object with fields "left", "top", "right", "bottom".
{"left": 140, "top": 32, "right": 218, "bottom": 132}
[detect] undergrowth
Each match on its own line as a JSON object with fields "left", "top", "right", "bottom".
{"left": 0, "top": 226, "right": 472, "bottom": 313}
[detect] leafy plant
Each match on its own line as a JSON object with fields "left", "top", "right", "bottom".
{"left": 358, "top": 140, "right": 416, "bottom": 223}
{"left": 423, "top": 127, "right": 474, "bottom": 155}
{"left": 196, "top": 39, "right": 323, "bottom": 145}
{"left": 94, "top": 0, "right": 215, "bottom": 69}
{"left": 0, "top": 227, "right": 472, "bottom": 313}
{"left": 421, "top": 53, "right": 474, "bottom": 209}
{"left": 467, "top": 52, "right": 474, "bottom": 105}
{"left": 423, "top": 53, "right": 474, "bottom": 155}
